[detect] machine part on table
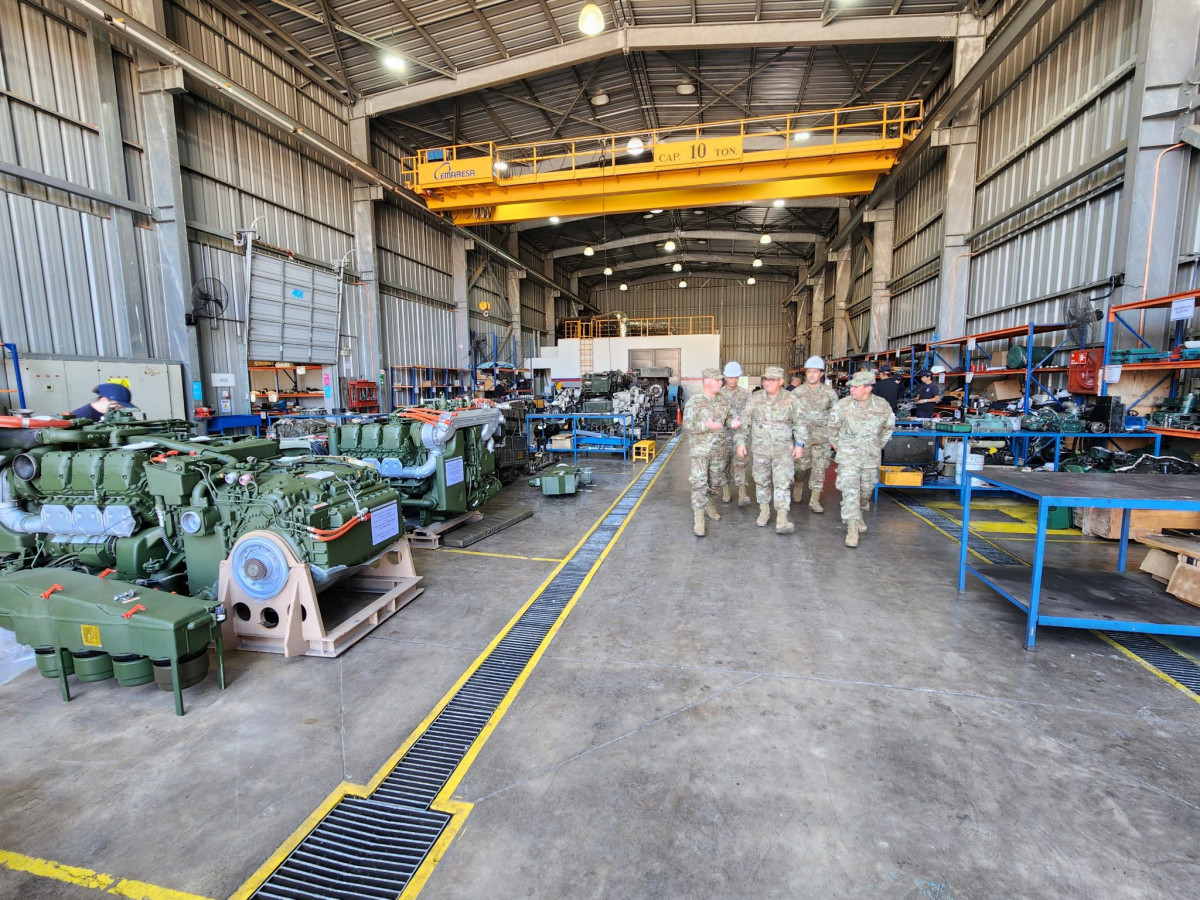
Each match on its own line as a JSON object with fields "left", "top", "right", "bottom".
{"left": 528, "top": 464, "right": 592, "bottom": 496}
{"left": 0, "top": 412, "right": 423, "bottom": 677}
{"left": 327, "top": 403, "right": 504, "bottom": 526}
{"left": 0, "top": 568, "right": 225, "bottom": 715}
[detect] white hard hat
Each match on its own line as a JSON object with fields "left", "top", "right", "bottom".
{"left": 803, "top": 356, "right": 826, "bottom": 370}
{"left": 723, "top": 361, "right": 743, "bottom": 378}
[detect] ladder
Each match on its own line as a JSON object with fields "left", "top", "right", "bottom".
{"left": 579, "top": 320, "right": 594, "bottom": 375}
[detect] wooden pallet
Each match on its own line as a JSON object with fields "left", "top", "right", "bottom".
{"left": 442, "top": 503, "right": 533, "bottom": 548}
{"left": 407, "top": 510, "right": 483, "bottom": 549}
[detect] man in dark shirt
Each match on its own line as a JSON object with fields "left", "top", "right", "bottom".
{"left": 871, "top": 365, "right": 901, "bottom": 413}
{"left": 70, "top": 383, "right": 134, "bottom": 421}
{"left": 912, "top": 369, "right": 942, "bottom": 418}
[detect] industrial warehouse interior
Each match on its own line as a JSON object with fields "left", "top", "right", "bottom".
{"left": 1, "top": 0, "right": 1200, "bottom": 896}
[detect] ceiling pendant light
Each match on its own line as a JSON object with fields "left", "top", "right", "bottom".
{"left": 627, "top": 137, "right": 645, "bottom": 157}
{"left": 549, "top": 216, "right": 560, "bottom": 224}
{"left": 589, "top": 91, "right": 609, "bottom": 107}
{"left": 793, "top": 131, "right": 811, "bottom": 142}
{"left": 382, "top": 54, "right": 406, "bottom": 73}
{"left": 773, "top": 199, "right": 786, "bottom": 207}
{"left": 676, "top": 81, "right": 696, "bottom": 96}
{"left": 672, "top": 263, "right": 682, "bottom": 272}
{"left": 663, "top": 239, "right": 677, "bottom": 252}
{"left": 678, "top": 278, "right": 688, "bottom": 288}
{"left": 619, "top": 282, "right": 628, "bottom": 291}
{"left": 759, "top": 233, "right": 772, "bottom": 244}
{"left": 746, "top": 276, "right": 756, "bottom": 285}
{"left": 583, "top": 246, "right": 595, "bottom": 256}
{"left": 752, "top": 258, "right": 763, "bottom": 268}
{"left": 603, "top": 266, "right": 613, "bottom": 276}
{"left": 578, "top": 3, "right": 605, "bottom": 36}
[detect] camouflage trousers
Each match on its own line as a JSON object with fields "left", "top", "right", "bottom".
{"left": 722, "top": 432, "right": 748, "bottom": 487}
{"left": 751, "top": 448, "right": 795, "bottom": 508}
{"left": 689, "top": 454, "right": 726, "bottom": 509}
{"left": 794, "top": 428, "right": 833, "bottom": 492}
{"left": 835, "top": 451, "right": 882, "bottom": 522}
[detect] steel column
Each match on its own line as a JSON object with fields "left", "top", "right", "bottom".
{"left": 867, "top": 189, "right": 895, "bottom": 352}
{"left": 350, "top": 112, "right": 386, "bottom": 409}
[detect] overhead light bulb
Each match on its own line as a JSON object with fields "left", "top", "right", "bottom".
{"left": 603, "top": 266, "right": 613, "bottom": 276}
{"left": 672, "top": 263, "right": 682, "bottom": 272}
{"left": 627, "top": 137, "right": 645, "bottom": 156}
{"left": 590, "top": 91, "right": 609, "bottom": 107}
{"left": 759, "top": 233, "right": 772, "bottom": 244}
{"left": 793, "top": 131, "right": 811, "bottom": 142}
{"left": 650, "top": 208, "right": 663, "bottom": 214}
{"left": 676, "top": 81, "right": 696, "bottom": 96}
{"left": 583, "top": 246, "right": 595, "bottom": 256}
{"left": 773, "top": 199, "right": 785, "bottom": 207}
{"left": 493, "top": 160, "right": 508, "bottom": 172}
{"left": 663, "top": 239, "right": 676, "bottom": 252}
{"left": 752, "top": 258, "right": 763, "bottom": 268}
{"left": 642, "top": 212, "right": 654, "bottom": 219}
{"left": 550, "top": 216, "right": 560, "bottom": 224}
{"left": 619, "top": 282, "right": 628, "bottom": 291}
{"left": 382, "top": 54, "right": 406, "bottom": 73}
{"left": 678, "top": 279, "right": 688, "bottom": 288}
{"left": 747, "top": 277, "right": 756, "bottom": 285}
{"left": 578, "top": 3, "right": 605, "bottom": 36}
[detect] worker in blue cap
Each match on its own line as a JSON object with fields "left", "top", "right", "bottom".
{"left": 71, "top": 383, "right": 134, "bottom": 421}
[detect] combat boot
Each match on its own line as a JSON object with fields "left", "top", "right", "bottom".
{"left": 809, "top": 491, "right": 824, "bottom": 513}
{"left": 792, "top": 482, "right": 806, "bottom": 503}
{"left": 756, "top": 504, "right": 771, "bottom": 527}
{"left": 844, "top": 519, "right": 860, "bottom": 548}
{"left": 861, "top": 495, "right": 871, "bottom": 511}
{"left": 858, "top": 515, "right": 867, "bottom": 533}
{"left": 721, "top": 483, "right": 732, "bottom": 504}
{"left": 775, "top": 508, "right": 794, "bottom": 534}
{"left": 737, "top": 485, "right": 751, "bottom": 507}
{"left": 693, "top": 509, "right": 706, "bottom": 537}
{"left": 704, "top": 500, "right": 721, "bottom": 521}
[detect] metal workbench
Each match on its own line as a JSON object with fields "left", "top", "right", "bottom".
{"left": 957, "top": 470, "right": 1200, "bottom": 650}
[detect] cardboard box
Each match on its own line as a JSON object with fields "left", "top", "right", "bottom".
{"left": 1140, "top": 548, "right": 1180, "bottom": 583}
{"left": 1074, "top": 507, "right": 1200, "bottom": 539}
{"left": 983, "top": 379, "right": 1022, "bottom": 401}
{"left": 1167, "top": 561, "right": 1200, "bottom": 608}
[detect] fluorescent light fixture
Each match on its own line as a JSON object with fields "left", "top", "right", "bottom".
{"left": 382, "top": 54, "right": 406, "bottom": 73}
{"left": 583, "top": 246, "right": 595, "bottom": 256}
{"left": 672, "top": 263, "right": 682, "bottom": 272}
{"left": 678, "top": 279, "right": 688, "bottom": 288}
{"left": 663, "top": 239, "right": 677, "bottom": 252}
{"left": 773, "top": 199, "right": 785, "bottom": 207}
{"left": 590, "top": 91, "right": 609, "bottom": 106}
{"left": 759, "top": 233, "right": 772, "bottom": 244}
{"left": 793, "top": 131, "right": 811, "bottom": 142}
{"left": 619, "top": 282, "right": 628, "bottom": 291}
{"left": 627, "top": 137, "right": 645, "bottom": 156}
{"left": 578, "top": 3, "right": 605, "bottom": 36}
{"left": 603, "top": 266, "right": 613, "bottom": 276}
{"left": 549, "top": 216, "right": 560, "bottom": 224}
{"left": 746, "top": 277, "right": 756, "bottom": 285}
{"left": 752, "top": 258, "right": 763, "bottom": 268}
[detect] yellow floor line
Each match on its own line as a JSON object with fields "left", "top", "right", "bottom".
{"left": 233, "top": 438, "right": 683, "bottom": 900}
{"left": 436, "top": 548, "right": 563, "bottom": 563}
{"left": 1095, "top": 633, "right": 1200, "bottom": 704}
{"left": 0, "top": 849, "right": 212, "bottom": 900}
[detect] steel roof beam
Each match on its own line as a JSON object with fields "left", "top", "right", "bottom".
{"left": 577, "top": 252, "right": 803, "bottom": 276}
{"left": 364, "top": 16, "right": 963, "bottom": 115}
{"left": 549, "top": 230, "right": 823, "bottom": 258}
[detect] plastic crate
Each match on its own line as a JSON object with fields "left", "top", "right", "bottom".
{"left": 879, "top": 465, "right": 923, "bottom": 486}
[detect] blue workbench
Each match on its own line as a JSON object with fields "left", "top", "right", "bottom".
{"left": 525, "top": 413, "right": 633, "bottom": 462}
{"left": 957, "top": 470, "right": 1200, "bottom": 650}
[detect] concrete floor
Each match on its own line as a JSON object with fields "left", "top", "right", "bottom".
{"left": 3, "top": 442, "right": 1200, "bottom": 899}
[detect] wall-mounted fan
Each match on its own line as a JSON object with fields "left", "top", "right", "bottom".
{"left": 1064, "top": 291, "right": 1102, "bottom": 348}
{"left": 189, "top": 277, "right": 229, "bottom": 329}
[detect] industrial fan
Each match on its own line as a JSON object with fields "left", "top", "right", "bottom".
{"left": 188, "top": 277, "right": 229, "bottom": 329}
{"left": 1064, "top": 291, "right": 1102, "bottom": 348}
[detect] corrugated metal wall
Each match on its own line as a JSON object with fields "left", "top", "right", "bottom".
{"left": 1177, "top": 149, "right": 1200, "bottom": 294}
{"left": 847, "top": 240, "right": 873, "bottom": 355}
{"left": 967, "top": 0, "right": 1138, "bottom": 333}
{"left": 375, "top": 202, "right": 452, "bottom": 303}
{"left": 588, "top": 281, "right": 791, "bottom": 371}
{"left": 0, "top": 1, "right": 166, "bottom": 382}
{"left": 888, "top": 146, "right": 945, "bottom": 345}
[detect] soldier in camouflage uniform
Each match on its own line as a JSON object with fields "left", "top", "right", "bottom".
{"left": 827, "top": 369, "right": 895, "bottom": 548}
{"left": 791, "top": 356, "right": 838, "bottom": 513}
{"left": 718, "top": 361, "right": 753, "bottom": 506}
{"left": 736, "top": 366, "right": 806, "bottom": 534}
{"left": 682, "top": 367, "right": 733, "bottom": 537}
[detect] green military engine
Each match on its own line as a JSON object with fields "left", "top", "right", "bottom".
{"left": 327, "top": 404, "right": 505, "bottom": 525}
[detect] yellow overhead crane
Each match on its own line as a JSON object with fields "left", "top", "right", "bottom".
{"left": 401, "top": 101, "right": 922, "bottom": 226}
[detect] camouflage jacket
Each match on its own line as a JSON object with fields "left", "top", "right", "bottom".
{"left": 736, "top": 390, "right": 805, "bottom": 455}
{"left": 683, "top": 391, "right": 732, "bottom": 457}
{"left": 792, "top": 382, "right": 837, "bottom": 435}
{"left": 828, "top": 394, "right": 895, "bottom": 458}
{"left": 718, "top": 384, "right": 753, "bottom": 420}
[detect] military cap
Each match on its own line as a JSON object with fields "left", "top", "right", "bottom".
{"left": 702, "top": 367, "right": 722, "bottom": 380}
{"left": 762, "top": 365, "right": 785, "bottom": 380}
{"left": 848, "top": 370, "right": 876, "bottom": 387}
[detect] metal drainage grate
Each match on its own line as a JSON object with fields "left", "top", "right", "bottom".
{"left": 252, "top": 435, "right": 681, "bottom": 900}
{"left": 889, "top": 491, "right": 1020, "bottom": 564}
{"left": 1101, "top": 632, "right": 1200, "bottom": 695}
